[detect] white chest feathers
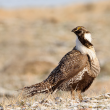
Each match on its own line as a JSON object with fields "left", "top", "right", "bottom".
{"left": 75, "top": 34, "right": 96, "bottom": 60}
{"left": 84, "top": 33, "right": 92, "bottom": 42}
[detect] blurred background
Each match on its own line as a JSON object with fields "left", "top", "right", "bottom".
{"left": 0, "top": 0, "right": 110, "bottom": 102}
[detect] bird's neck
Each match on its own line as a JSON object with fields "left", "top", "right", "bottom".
{"left": 75, "top": 37, "right": 96, "bottom": 60}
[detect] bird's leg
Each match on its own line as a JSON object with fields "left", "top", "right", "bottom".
{"left": 40, "top": 93, "right": 52, "bottom": 104}
{"left": 71, "top": 89, "right": 75, "bottom": 100}
{"left": 40, "top": 88, "right": 57, "bottom": 104}
{"left": 77, "top": 90, "right": 83, "bottom": 102}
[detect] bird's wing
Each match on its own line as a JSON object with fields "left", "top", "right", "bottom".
{"left": 45, "top": 49, "right": 88, "bottom": 91}
{"left": 21, "top": 49, "right": 89, "bottom": 97}
{"left": 59, "top": 49, "right": 88, "bottom": 79}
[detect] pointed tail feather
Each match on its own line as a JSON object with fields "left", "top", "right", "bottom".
{"left": 21, "top": 79, "right": 65, "bottom": 97}
{"left": 21, "top": 81, "right": 53, "bottom": 97}
{"left": 21, "top": 67, "right": 66, "bottom": 97}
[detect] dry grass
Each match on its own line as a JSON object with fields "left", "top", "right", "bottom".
{"left": 0, "top": 1, "right": 110, "bottom": 22}
{"left": 1, "top": 90, "right": 110, "bottom": 109}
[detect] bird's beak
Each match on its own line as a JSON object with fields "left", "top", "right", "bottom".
{"left": 71, "top": 28, "right": 77, "bottom": 32}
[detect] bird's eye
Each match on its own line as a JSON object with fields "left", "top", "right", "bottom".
{"left": 77, "top": 30, "right": 82, "bottom": 33}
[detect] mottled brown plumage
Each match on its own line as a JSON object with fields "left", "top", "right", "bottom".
{"left": 21, "top": 26, "right": 100, "bottom": 101}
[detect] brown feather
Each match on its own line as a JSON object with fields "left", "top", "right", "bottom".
{"left": 21, "top": 26, "right": 100, "bottom": 101}
{"left": 21, "top": 49, "right": 88, "bottom": 97}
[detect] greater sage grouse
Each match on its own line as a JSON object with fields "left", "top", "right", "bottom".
{"left": 22, "top": 26, "right": 100, "bottom": 101}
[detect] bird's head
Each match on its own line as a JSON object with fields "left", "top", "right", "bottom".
{"left": 72, "top": 26, "right": 93, "bottom": 48}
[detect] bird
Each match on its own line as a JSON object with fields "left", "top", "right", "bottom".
{"left": 21, "top": 26, "right": 100, "bottom": 101}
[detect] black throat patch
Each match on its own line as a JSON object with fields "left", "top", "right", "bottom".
{"left": 78, "top": 33, "right": 93, "bottom": 48}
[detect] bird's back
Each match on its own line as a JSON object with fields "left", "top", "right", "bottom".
{"left": 58, "top": 47, "right": 100, "bottom": 92}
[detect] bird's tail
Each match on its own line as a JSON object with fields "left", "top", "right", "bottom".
{"left": 21, "top": 70, "right": 65, "bottom": 97}
{"left": 21, "top": 80, "right": 54, "bottom": 97}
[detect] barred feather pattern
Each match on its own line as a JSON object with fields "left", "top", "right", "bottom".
{"left": 21, "top": 49, "right": 89, "bottom": 97}
{"left": 21, "top": 26, "right": 100, "bottom": 99}
{"left": 58, "top": 67, "right": 88, "bottom": 91}
{"left": 22, "top": 81, "right": 51, "bottom": 97}
{"left": 22, "top": 66, "right": 66, "bottom": 97}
